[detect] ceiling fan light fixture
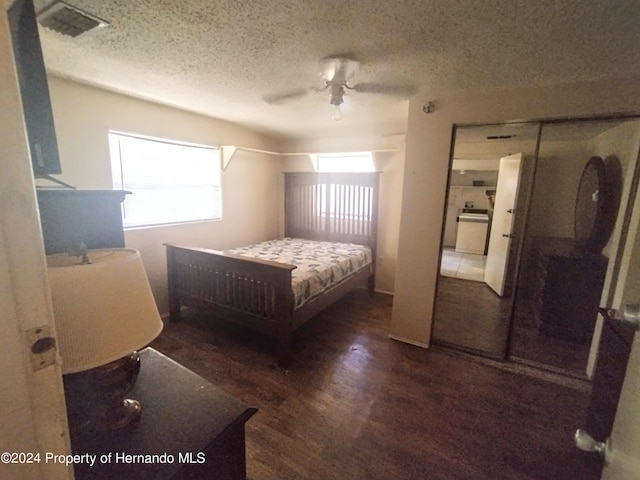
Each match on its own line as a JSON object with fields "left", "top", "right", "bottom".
{"left": 329, "top": 84, "right": 344, "bottom": 103}
{"left": 331, "top": 104, "right": 342, "bottom": 121}
{"left": 329, "top": 84, "right": 344, "bottom": 121}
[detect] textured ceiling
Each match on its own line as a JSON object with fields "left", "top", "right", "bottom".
{"left": 33, "top": 0, "right": 640, "bottom": 141}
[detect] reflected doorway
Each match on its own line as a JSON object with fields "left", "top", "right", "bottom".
{"left": 432, "top": 117, "right": 640, "bottom": 377}
{"left": 433, "top": 122, "right": 540, "bottom": 359}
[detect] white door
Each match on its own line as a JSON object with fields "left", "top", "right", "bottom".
{"left": 0, "top": 11, "right": 72, "bottom": 480}
{"left": 484, "top": 153, "right": 522, "bottom": 296}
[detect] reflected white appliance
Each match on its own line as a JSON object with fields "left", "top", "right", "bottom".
{"left": 455, "top": 212, "right": 489, "bottom": 254}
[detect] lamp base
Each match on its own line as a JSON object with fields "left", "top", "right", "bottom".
{"left": 63, "top": 352, "right": 142, "bottom": 435}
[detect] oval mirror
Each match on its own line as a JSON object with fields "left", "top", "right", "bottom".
{"left": 574, "top": 155, "right": 621, "bottom": 253}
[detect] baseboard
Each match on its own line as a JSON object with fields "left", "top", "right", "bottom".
{"left": 436, "top": 345, "right": 591, "bottom": 391}
{"left": 374, "top": 288, "right": 394, "bottom": 296}
{"left": 160, "top": 306, "right": 188, "bottom": 321}
{"left": 388, "top": 334, "right": 430, "bottom": 349}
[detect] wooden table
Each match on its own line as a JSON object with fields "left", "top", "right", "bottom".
{"left": 70, "top": 348, "right": 257, "bottom": 479}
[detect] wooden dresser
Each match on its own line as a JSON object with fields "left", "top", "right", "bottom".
{"left": 71, "top": 348, "right": 257, "bottom": 480}
{"left": 529, "top": 237, "right": 608, "bottom": 343}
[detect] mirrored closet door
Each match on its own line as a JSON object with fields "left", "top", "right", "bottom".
{"left": 432, "top": 117, "right": 640, "bottom": 377}
{"left": 509, "top": 118, "right": 640, "bottom": 376}
{"left": 432, "top": 122, "right": 540, "bottom": 359}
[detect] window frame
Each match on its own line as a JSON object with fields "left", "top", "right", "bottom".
{"left": 108, "top": 131, "right": 222, "bottom": 229}
{"left": 316, "top": 152, "right": 376, "bottom": 173}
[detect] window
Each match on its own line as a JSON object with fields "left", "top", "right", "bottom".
{"left": 314, "top": 152, "right": 375, "bottom": 228}
{"left": 316, "top": 152, "right": 375, "bottom": 172}
{"left": 109, "top": 132, "right": 221, "bottom": 228}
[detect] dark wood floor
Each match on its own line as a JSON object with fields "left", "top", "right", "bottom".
{"left": 151, "top": 290, "right": 599, "bottom": 480}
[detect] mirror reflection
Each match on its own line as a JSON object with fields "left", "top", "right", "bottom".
{"left": 433, "top": 118, "right": 640, "bottom": 378}
{"left": 509, "top": 120, "right": 633, "bottom": 376}
{"left": 433, "top": 122, "right": 539, "bottom": 359}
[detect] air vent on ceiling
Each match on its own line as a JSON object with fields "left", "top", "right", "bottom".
{"left": 37, "top": 1, "right": 109, "bottom": 37}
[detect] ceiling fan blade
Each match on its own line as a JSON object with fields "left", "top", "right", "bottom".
{"left": 262, "top": 88, "right": 310, "bottom": 104}
{"left": 352, "top": 82, "right": 417, "bottom": 97}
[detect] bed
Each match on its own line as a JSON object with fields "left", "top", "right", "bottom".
{"left": 165, "top": 172, "right": 380, "bottom": 367}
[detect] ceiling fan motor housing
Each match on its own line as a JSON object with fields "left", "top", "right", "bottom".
{"left": 320, "top": 56, "right": 360, "bottom": 84}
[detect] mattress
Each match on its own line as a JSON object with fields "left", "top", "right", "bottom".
{"left": 227, "top": 238, "right": 372, "bottom": 308}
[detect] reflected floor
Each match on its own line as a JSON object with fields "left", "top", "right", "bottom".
{"left": 510, "top": 296, "right": 590, "bottom": 376}
{"left": 440, "top": 248, "right": 486, "bottom": 282}
{"left": 433, "top": 275, "right": 590, "bottom": 376}
{"left": 433, "top": 275, "right": 511, "bottom": 358}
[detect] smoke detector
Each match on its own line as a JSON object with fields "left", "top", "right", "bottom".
{"left": 37, "top": 1, "right": 109, "bottom": 37}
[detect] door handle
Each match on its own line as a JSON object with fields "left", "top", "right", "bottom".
{"left": 574, "top": 429, "right": 611, "bottom": 463}
{"left": 502, "top": 233, "right": 513, "bottom": 238}
{"left": 599, "top": 304, "right": 640, "bottom": 330}
{"left": 507, "top": 209, "right": 514, "bottom": 213}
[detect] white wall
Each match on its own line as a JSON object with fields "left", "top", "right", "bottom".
{"left": 391, "top": 78, "right": 640, "bottom": 347}
{"left": 527, "top": 142, "right": 592, "bottom": 240}
{"left": 374, "top": 149, "right": 405, "bottom": 294}
{"left": 45, "top": 77, "right": 285, "bottom": 313}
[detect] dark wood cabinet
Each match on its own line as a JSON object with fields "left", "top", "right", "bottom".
{"left": 529, "top": 237, "right": 607, "bottom": 343}
{"left": 71, "top": 348, "right": 257, "bottom": 479}
{"left": 36, "top": 189, "right": 128, "bottom": 254}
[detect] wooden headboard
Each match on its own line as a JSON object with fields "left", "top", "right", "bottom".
{"left": 284, "top": 172, "right": 380, "bottom": 251}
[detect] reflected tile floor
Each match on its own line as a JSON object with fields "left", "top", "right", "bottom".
{"left": 440, "top": 247, "right": 486, "bottom": 282}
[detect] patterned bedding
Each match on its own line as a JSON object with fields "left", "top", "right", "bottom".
{"left": 226, "top": 238, "right": 372, "bottom": 309}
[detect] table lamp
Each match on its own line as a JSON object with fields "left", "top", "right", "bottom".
{"left": 47, "top": 248, "right": 163, "bottom": 434}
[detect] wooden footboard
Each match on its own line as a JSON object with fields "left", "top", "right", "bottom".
{"left": 165, "top": 243, "right": 296, "bottom": 366}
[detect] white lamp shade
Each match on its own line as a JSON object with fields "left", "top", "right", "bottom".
{"left": 47, "top": 248, "right": 163, "bottom": 374}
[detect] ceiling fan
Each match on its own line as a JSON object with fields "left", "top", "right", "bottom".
{"left": 263, "top": 56, "right": 416, "bottom": 121}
